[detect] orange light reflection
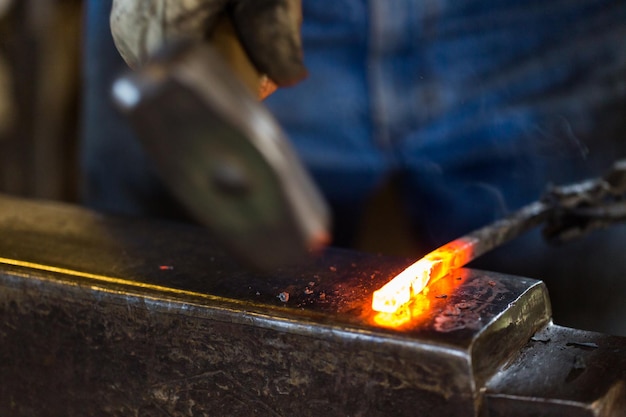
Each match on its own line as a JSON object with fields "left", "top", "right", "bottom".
{"left": 372, "top": 237, "right": 477, "bottom": 314}
{"left": 373, "top": 293, "right": 431, "bottom": 328}
{"left": 372, "top": 269, "right": 468, "bottom": 328}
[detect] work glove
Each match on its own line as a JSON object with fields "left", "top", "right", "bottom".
{"left": 110, "top": 0, "right": 306, "bottom": 87}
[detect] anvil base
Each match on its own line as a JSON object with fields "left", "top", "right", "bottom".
{"left": 0, "top": 195, "right": 624, "bottom": 416}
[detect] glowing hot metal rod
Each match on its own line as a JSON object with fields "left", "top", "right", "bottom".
{"left": 372, "top": 201, "right": 550, "bottom": 314}
{"left": 372, "top": 158, "right": 626, "bottom": 315}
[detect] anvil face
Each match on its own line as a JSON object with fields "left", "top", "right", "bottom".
{"left": 0, "top": 195, "right": 624, "bottom": 417}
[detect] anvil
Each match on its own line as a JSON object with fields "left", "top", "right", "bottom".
{"left": 0, "top": 194, "right": 624, "bottom": 416}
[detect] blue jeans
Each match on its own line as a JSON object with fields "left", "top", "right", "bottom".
{"left": 83, "top": 0, "right": 626, "bottom": 334}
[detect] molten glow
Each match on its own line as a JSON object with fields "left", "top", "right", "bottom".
{"left": 373, "top": 292, "right": 431, "bottom": 328}
{"left": 372, "top": 238, "right": 478, "bottom": 314}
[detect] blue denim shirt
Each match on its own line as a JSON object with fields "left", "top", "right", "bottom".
{"left": 264, "top": 0, "right": 626, "bottom": 246}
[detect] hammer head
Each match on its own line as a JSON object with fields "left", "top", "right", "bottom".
{"left": 112, "top": 42, "right": 330, "bottom": 270}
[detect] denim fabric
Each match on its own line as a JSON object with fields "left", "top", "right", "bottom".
{"left": 82, "top": 0, "right": 188, "bottom": 219}
{"left": 266, "top": 0, "right": 626, "bottom": 246}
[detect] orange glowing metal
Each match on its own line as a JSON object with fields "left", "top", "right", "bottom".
{"left": 372, "top": 238, "right": 477, "bottom": 314}
{"left": 372, "top": 201, "right": 551, "bottom": 315}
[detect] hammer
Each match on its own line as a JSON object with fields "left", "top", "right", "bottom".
{"left": 112, "top": 15, "right": 330, "bottom": 270}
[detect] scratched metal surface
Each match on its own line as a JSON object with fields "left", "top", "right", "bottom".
{"left": 0, "top": 194, "right": 548, "bottom": 341}
{"left": 485, "top": 325, "right": 626, "bottom": 417}
{"left": 0, "top": 194, "right": 551, "bottom": 416}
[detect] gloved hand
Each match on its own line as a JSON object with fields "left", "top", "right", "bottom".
{"left": 110, "top": 0, "right": 306, "bottom": 86}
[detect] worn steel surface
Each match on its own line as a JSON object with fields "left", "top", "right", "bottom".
{"left": 485, "top": 325, "right": 626, "bottom": 417}
{"left": 0, "top": 194, "right": 624, "bottom": 416}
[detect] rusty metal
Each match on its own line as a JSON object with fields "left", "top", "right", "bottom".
{"left": 0, "top": 194, "right": 625, "bottom": 416}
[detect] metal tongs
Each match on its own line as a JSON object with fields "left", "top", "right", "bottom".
{"left": 372, "top": 159, "right": 626, "bottom": 314}
{"left": 543, "top": 159, "right": 626, "bottom": 243}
